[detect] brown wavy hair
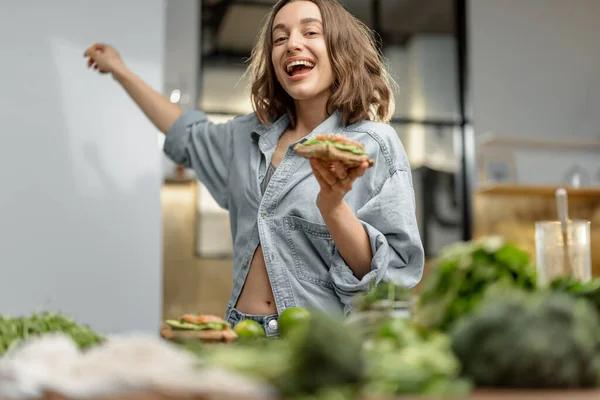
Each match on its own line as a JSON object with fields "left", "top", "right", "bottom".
{"left": 248, "top": 0, "right": 396, "bottom": 128}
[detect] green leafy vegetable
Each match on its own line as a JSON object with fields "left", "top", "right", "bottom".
{"left": 182, "top": 310, "right": 472, "bottom": 399}
{"left": 414, "top": 236, "right": 536, "bottom": 332}
{"left": 0, "top": 311, "right": 103, "bottom": 355}
{"left": 361, "top": 318, "right": 472, "bottom": 397}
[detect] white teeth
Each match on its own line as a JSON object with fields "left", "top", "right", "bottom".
{"left": 286, "top": 60, "right": 315, "bottom": 73}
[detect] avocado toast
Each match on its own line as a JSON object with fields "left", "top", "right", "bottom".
{"left": 293, "top": 133, "right": 374, "bottom": 168}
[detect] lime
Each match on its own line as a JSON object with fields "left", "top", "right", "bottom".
{"left": 278, "top": 307, "right": 311, "bottom": 337}
{"left": 233, "top": 319, "right": 265, "bottom": 338}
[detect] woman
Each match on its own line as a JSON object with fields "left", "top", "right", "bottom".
{"left": 84, "top": 0, "right": 424, "bottom": 336}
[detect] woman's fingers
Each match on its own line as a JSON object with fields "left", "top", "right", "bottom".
{"left": 331, "top": 161, "right": 349, "bottom": 180}
{"left": 84, "top": 43, "right": 105, "bottom": 57}
{"left": 310, "top": 158, "right": 369, "bottom": 185}
{"left": 84, "top": 43, "right": 124, "bottom": 75}
{"left": 310, "top": 160, "right": 332, "bottom": 188}
{"left": 347, "top": 161, "right": 369, "bottom": 181}
{"left": 309, "top": 158, "right": 368, "bottom": 199}
{"left": 327, "top": 160, "right": 369, "bottom": 181}
{"left": 310, "top": 159, "right": 337, "bottom": 186}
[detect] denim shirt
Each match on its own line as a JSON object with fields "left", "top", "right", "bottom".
{"left": 163, "top": 109, "right": 424, "bottom": 317}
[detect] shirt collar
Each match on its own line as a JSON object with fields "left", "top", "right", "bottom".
{"left": 251, "top": 112, "right": 289, "bottom": 141}
{"left": 251, "top": 109, "right": 344, "bottom": 143}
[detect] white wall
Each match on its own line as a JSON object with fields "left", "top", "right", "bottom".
{"left": 469, "top": 0, "right": 600, "bottom": 139}
{"left": 468, "top": 0, "right": 600, "bottom": 187}
{"left": 0, "top": 0, "right": 165, "bottom": 334}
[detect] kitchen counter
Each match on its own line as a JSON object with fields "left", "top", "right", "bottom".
{"left": 41, "top": 389, "right": 600, "bottom": 400}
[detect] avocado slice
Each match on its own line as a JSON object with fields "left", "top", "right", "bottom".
{"left": 165, "top": 320, "right": 202, "bottom": 330}
{"left": 302, "top": 139, "right": 366, "bottom": 155}
{"left": 165, "top": 319, "right": 230, "bottom": 331}
{"left": 329, "top": 142, "right": 367, "bottom": 155}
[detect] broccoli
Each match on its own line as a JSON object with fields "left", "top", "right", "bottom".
{"left": 278, "top": 311, "right": 365, "bottom": 397}
{"left": 550, "top": 275, "right": 600, "bottom": 316}
{"left": 450, "top": 290, "right": 600, "bottom": 388}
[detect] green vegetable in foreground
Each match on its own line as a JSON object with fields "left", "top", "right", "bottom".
{"left": 451, "top": 289, "right": 600, "bottom": 389}
{"left": 414, "top": 236, "right": 536, "bottom": 332}
{"left": 279, "top": 311, "right": 365, "bottom": 397}
{"left": 188, "top": 308, "right": 470, "bottom": 399}
{"left": 549, "top": 275, "right": 600, "bottom": 315}
{"left": 0, "top": 312, "right": 103, "bottom": 355}
{"left": 362, "top": 318, "right": 472, "bottom": 397}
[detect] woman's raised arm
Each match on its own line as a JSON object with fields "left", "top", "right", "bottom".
{"left": 84, "top": 43, "right": 182, "bottom": 134}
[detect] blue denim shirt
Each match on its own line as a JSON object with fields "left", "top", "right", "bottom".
{"left": 163, "top": 109, "right": 424, "bottom": 317}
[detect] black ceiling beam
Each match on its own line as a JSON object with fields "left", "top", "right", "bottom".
{"left": 370, "top": 0, "right": 414, "bottom": 49}
{"left": 371, "top": 0, "right": 384, "bottom": 52}
{"left": 202, "top": 0, "right": 275, "bottom": 57}
{"left": 202, "top": 0, "right": 236, "bottom": 34}
{"left": 234, "top": 0, "right": 274, "bottom": 7}
{"left": 454, "top": 0, "right": 473, "bottom": 241}
{"left": 203, "top": 50, "right": 252, "bottom": 66}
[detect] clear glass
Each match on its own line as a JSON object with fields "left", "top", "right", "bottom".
{"left": 535, "top": 220, "right": 592, "bottom": 286}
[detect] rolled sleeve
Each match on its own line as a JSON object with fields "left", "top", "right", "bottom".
{"left": 163, "top": 110, "right": 234, "bottom": 210}
{"left": 329, "top": 169, "right": 425, "bottom": 314}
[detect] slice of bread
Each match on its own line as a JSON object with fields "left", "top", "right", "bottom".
{"left": 293, "top": 142, "right": 374, "bottom": 168}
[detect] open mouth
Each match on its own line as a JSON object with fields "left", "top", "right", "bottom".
{"left": 285, "top": 60, "right": 315, "bottom": 77}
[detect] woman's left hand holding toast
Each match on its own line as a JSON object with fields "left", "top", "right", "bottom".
{"left": 310, "top": 159, "right": 369, "bottom": 213}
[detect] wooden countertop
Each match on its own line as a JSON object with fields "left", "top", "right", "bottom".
{"left": 42, "top": 389, "right": 600, "bottom": 400}
{"left": 475, "top": 184, "right": 600, "bottom": 197}
{"left": 464, "top": 390, "right": 600, "bottom": 399}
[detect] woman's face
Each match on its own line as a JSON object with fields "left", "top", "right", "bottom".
{"left": 271, "top": 1, "right": 335, "bottom": 102}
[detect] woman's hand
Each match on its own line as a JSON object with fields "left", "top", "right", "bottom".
{"left": 310, "top": 158, "right": 369, "bottom": 213}
{"left": 83, "top": 43, "right": 126, "bottom": 76}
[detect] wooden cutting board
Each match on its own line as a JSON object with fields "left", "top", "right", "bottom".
{"left": 159, "top": 323, "right": 237, "bottom": 343}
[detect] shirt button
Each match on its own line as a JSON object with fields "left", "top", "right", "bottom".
{"left": 268, "top": 319, "right": 278, "bottom": 331}
{"left": 261, "top": 210, "right": 268, "bottom": 218}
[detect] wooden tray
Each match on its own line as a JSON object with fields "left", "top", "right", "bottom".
{"left": 159, "top": 323, "right": 237, "bottom": 343}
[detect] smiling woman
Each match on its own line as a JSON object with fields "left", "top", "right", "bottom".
{"left": 250, "top": 0, "right": 395, "bottom": 129}
{"left": 83, "top": 0, "right": 424, "bottom": 337}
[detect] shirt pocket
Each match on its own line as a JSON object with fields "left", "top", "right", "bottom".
{"left": 283, "top": 215, "right": 335, "bottom": 290}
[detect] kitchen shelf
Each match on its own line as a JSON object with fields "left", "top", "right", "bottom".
{"left": 475, "top": 184, "right": 600, "bottom": 197}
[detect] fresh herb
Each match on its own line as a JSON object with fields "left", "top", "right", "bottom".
{"left": 414, "top": 236, "right": 536, "bottom": 332}
{"left": 0, "top": 312, "right": 103, "bottom": 355}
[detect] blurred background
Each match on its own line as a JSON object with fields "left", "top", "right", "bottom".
{"left": 1, "top": 0, "right": 599, "bottom": 334}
